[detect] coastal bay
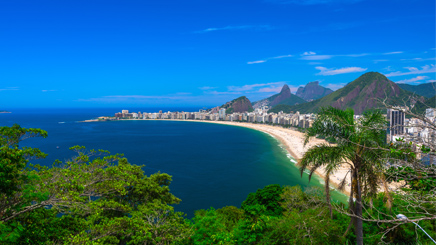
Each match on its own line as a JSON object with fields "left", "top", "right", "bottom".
{"left": 117, "top": 119, "right": 352, "bottom": 196}
{"left": 1, "top": 108, "right": 347, "bottom": 218}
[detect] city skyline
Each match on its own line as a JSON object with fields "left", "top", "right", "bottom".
{"left": 0, "top": 0, "right": 434, "bottom": 108}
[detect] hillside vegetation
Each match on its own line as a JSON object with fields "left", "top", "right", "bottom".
{"left": 221, "top": 96, "right": 254, "bottom": 114}
{"left": 272, "top": 72, "right": 416, "bottom": 114}
{"left": 398, "top": 82, "right": 436, "bottom": 98}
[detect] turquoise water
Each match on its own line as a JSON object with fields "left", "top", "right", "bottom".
{"left": 1, "top": 108, "right": 347, "bottom": 217}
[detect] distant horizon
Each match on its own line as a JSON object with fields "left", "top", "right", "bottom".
{"left": 2, "top": 73, "right": 435, "bottom": 110}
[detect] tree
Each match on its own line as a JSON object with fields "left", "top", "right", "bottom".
{"left": 299, "top": 107, "right": 388, "bottom": 245}
{"left": 333, "top": 98, "right": 436, "bottom": 244}
{"left": 0, "top": 125, "right": 192, "bottom": 244}
{"left": 241, "top": 184, "right": 284, "bottom": 217}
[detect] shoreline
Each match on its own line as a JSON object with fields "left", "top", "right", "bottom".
{"left": 82, "top": 118, "right": 351, "bottom": 195}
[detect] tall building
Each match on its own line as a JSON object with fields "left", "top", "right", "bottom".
{"left": 387, "top": 107, "right": 406, "bottom": 142}
{"left": 219, "top": 108, "right": 226, "bottom": 119}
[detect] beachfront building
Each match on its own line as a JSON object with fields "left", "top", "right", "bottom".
{"left": 219, "top": 108, "right": 226, "bottom": 120}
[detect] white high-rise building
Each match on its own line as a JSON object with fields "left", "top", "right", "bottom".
{"left": 219, "top": 108, "right": 226, "bottom": 120}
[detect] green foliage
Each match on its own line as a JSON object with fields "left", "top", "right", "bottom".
{"left": 360, "top": 193, "right": 436, "bottom": 244}
{"left": 220, "top": 96, "right": 253, "bottom": 113}
{"left": 301, "top": 107, "right": 389, "bottom": 244}
{"left": 387, "top": 165, "right": 436, "bottom": 192}
{"left": 191, "top": 185, "right": 349, "bottom": 245}
{"left": 0, "top": 125, "right": 192, "bottom": 244}
{"left": 241, "top": 184, "right": 284, "bottom": 217}
{"left": 268, "top": 104, "right": 293, "bottom": 113}
{"left": 3, "top": 124, "right": 435, "bottom": 244}
{"left": 0, "top": 124, "right": 47, "bottom": 196}
{"left": 398, "top": 82, "right": 436, "bottom": 98}
{"left": 225, "top": 107, "right": 234, "bottom": 114}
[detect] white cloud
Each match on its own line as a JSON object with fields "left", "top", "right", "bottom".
{"left": 195, "top": 25, "right": 272, "bottom": 33}
{"left": 42, "top": 90, "right": 56, "bottom": 92}
{"left": 345, "top": 53, "right": 369, "bottom": 57}
{"left": 247, "top": 54, "right": 292, "bottom": 64}
{"left": 0, "top": 87, "right": 19, "bottom": 91}
{"left": 326, "top": 83, "right": 346, "bottom": 91}
{"left": 247, "top": 60, "right": 267, "bottom": 64}
{"left": 228, "top": 82, "right": 284, "bottom": 92}
{"left": 299, "top": 52, "right": 368, "bottom": 61}
{"left": 199, "top": 86, "right": 218, "bottom": 90}
{"left": 383, "top": 51, "right": 403, "bottom": 55}
{"left": 302, "top": 51, "right": 316, "bottom": 56}
{"left": 405, "top": 67, "right": 419, "bottom": 72}
{"left": 395, "top": 76, "right": 429, "bottom": 84}
{"left": 258, "top": 86, "right": 283, "bottom": 93}
{"left": 428, "top": 79, "right": 436, "bottom": 82}
{"left": 272, "top": 54, "right": 293, "bottom": 59}
{"left": 384, "top": 64, "right": 436, "bottom": 77}
{"left": 383, "top": 66, "right": 394, "bottom": 71}
{"left": 315, "top": 66, "right": 367, "bottom": 76}
{"left": 400, "top": 57, "right": 436, "bottom": 61}
{"left": 373, "top": 59, "right": 389, "bottom": 63}
{"left": 300, "top": 55, "right": 333, "bottom": 60}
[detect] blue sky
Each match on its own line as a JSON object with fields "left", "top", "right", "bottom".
{"left": 0, "top": 0, "right": 435, "bottom": 108}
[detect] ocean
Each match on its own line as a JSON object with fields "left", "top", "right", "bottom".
{"left": 0, "top": 108, "right": 347, "bottom": 218}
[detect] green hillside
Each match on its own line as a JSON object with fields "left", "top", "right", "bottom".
{"left": 221, "top": 96, "right": 254, "bottom": 114}
{"left": 272, "top": 72, "right": 415, "bottom": 114}
{"left": 397, "top": 82, "right": 436, "bottom": 98}
{"left": 268, "top": 104, "right": 293, "bottom": 113}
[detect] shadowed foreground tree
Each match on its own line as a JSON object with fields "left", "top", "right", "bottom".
{"left": 299, "top": 107, "right": 388, "bottom": 245}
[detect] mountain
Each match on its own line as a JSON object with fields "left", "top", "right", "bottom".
{"left": 252, "top": 84, "right": 306, "bottom": 109}
{"left": 397, "top": 82, "right": 436, "bottom": 98}
{"left": 296, "top": 81, "right": 333, "bottom": 101}
{"left": 221, "top": 96, "right": 254, "bottom": 114}
{"left": 271, "top": 72, "right": 415, "bottom": 115}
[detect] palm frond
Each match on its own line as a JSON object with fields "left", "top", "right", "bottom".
{"left": 299, "top": 144, "right": 345, "bottom": 182}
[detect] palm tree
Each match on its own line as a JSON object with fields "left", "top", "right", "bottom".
{"left": 299, "top": 107, "right": 388, "bottom": 245}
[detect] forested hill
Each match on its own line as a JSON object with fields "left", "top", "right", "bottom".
{"left": 220, "top": 96, "right": 254, "bottom": 114}
{"left": 272, "top": 72, "right": 415, "bottom": 114}
{"left": 397, "top": 82, "right": 436, "bottom": 98}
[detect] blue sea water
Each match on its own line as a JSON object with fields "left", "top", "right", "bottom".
{"left": 1, "top": 108, "right": 347, "bottom": 218}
